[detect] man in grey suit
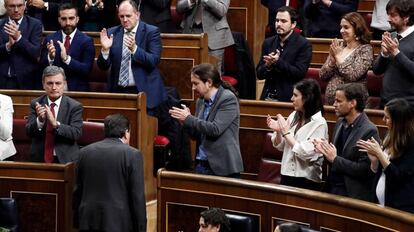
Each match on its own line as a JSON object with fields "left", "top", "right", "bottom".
{"left": 314, "top": 83, "right": 380, "bottom": 202}
{"left": 26, "top": 66, "right": 83, "bottom": 163}
{"left": 176, "top": 0, "right": 234, "bottom": 72}
{"left": 73, "top": 114, "right": 146, "bottom": 232}
{"left": 169, "top": 63, "right": 243, "bottom": 177}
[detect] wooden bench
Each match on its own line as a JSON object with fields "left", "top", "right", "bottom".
{"left": 158, "top": 169, "right": 414, "bottom": 232}
{"left": 1, "top": 90, "right": 158, "bottom": 201}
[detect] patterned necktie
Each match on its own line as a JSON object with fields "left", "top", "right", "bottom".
{"left": 64, "top": 35, "right": 71, "bottom": 54}
{"left": 44, "top": 103, "right": 56, "bottom": 163}
{"left": 119, "top": 32, "right": 131, "bottom": 87}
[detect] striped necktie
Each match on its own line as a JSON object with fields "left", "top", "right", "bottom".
{"left": 119, "top": 32, "right": 131, "bottom": 87}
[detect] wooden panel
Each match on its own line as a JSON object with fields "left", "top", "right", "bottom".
{"left": 158, "top": 170, "right": 414, "bottom": 232}
{"left": 1, "top": 90, "right": 158, "bottom": 201}
{"left": 358, "top": 0, "right": 375, "bottom": 12}
{"left": 0, "top": 162, "right": 75, "bottom": 232}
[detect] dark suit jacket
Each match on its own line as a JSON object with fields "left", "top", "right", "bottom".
{"left": 40, "top": 29, "right": 95, "bottom": 91}
{"left": 304, "top": 0, "right": 358, "bottom": 38}
{"left": 26, "top": 0, "right": 71, "bottom": 31}
{"left": 97, "top": 22, "right": 167, "bottom": 109}
{"left": 25, "top": 95, "right": 83, "bottom": 163}
{"left": 73, "top": 138, "right": 147, "bottom": 232}
{"left": 373, "top": 32, "right": 414, "bottom": 105}
{"left": 0, "top": 16, "right": 42, "bottom": 89}
{"left": 183, "top": 86, "right": 244, "bottom": 176}
{"left": 256, "top": 32, "right": 312, "bottom": 101}
{"left": 140, "top": 0, "right": 176, "bottom": 33}
{"left": 374, "top": 144, "right": 414, "bottom": 213}
{"left": 329, "top": 112, "right": 380, "bottom": 202}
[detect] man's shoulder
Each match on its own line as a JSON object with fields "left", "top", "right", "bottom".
{"left": 290, "top": 32, "right": 310, "bottom": 46}
{"left": 62, "top": 95, "right": 83, "bottom": 107}
{"left": 107, "top": 25, "right": 123, "bottom": 35}
{"left": 23, "top": 15, "right": 42, "bottom": 27}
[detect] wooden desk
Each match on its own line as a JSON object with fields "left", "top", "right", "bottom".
{"left": 1, "top": 90, "right": 158, "bottom": 201}
{"left": 238, "top": 100, "right": 386, "bottom": 176}
{"left": 158, "top": 170, "right": 414, "bottom": 232}
{"left": 0, "top": 162, "right": 75, "bottom": 232}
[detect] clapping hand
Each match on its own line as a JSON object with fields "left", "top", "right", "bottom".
{"left": 100, "top": 28, "right": 113, "bottom": 52}
{"left": 313, "top": 138, "right": 337, "bottom": 163}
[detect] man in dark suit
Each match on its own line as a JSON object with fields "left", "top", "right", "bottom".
{"left": 140, "top": 0, "right": 176, "bottom": 33}
{"left": 256, "top": 6, "right": 312, "bottom": 102}
{"left": 40, "top": 3, "right": 95, "bottom": 91}
{"left": 314, "top": 83, "right": 380, "bottom": 202}
{"left": 0, "top": 0, "right": 42, "bottom": 89}
{"left": 26, "top": 66, "right": 83, "bottom": 163}
{"left": 97, "top": 0, "right": 167, "bottom": 115}
{"left": 73, "top": 114, "right": 146, "bottom": 232}
{"left": 25, "top": 0, "right": 70, "bottom": 30}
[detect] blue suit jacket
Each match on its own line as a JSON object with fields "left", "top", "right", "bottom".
{"left": 97, "top": 22, "right": 167, "bottom": 109}
{"left": 40, "top": 29, "right": 95, "bottom": 91}
{"left": 0, "top": 16, "right": 42, "bottom": 89}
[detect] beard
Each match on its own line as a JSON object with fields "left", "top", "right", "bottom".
{"left": 63, "top": 26, "right": 76, "bottom": 35}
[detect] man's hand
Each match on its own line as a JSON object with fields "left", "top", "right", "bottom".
{"left": 35, "top": 102, "right": 47, "bottom": 123}
{"left": 124, "top": 33, "right": 136, "bottom": 53}
{"left": 382, "top": 32, "right": 400, "bottom": 57}
{"left": 3, "top": 21, "right": 21, "bottom": 41}
{"left": 44, "top": 105, "right": 58, "bottom": 128}
{"left": 46, "top": 40, "right": 56, "bottom": 60}
{"left": 56, "top": 40, "right": 68, "bottom": 61}
{"left": 313, "top": 138, "right": 337, "bottom": 163}
{"left": 28, "top": 0, "right": 46, "bottom": 9}
{"left": 169, "top": 105, "right": 191, "bottom": 124}
{"left": 6, "top": 35, "right": 16, "bottom": 50}
{"left": 263, "top": 50, "right": 280, "bottom": 68}
{"left": 100, "top": 28, "right": 113, "bottom": 52}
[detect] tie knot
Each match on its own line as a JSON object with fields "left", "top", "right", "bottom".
{"left": 14, "top": 20, "right": 19, "bottom": 25}
{"left": 50, "top": 103, "right": 56, "bottom": 108}
{"left": 65, "top": 35, "right": 70, "bottom": 40}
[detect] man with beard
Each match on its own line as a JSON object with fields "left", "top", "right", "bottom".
{"left": 313, "top": 83, "right": 380, "bottom": 202}
{"left": 40, "top": 3, "right": 95, "bottom": 91}
{"left": 373, "top": 0, "right": 414, "bottom": 106}
{"left": 256, "top": 6, "right": 312, "bottom": 102}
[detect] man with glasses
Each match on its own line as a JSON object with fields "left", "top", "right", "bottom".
{"left": 0, "top": 0, "right": 42, "bottom": 89}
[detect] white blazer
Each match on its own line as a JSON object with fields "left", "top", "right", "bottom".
{"left": 0, "top": 94, "right": 16, "bottom": 160}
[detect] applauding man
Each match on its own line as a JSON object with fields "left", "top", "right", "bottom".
{"left": 97, "top": 0, "right": 167, "bottom": 116}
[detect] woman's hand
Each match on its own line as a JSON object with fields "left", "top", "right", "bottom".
{"left": 266, "top": 115, "right": 280, "bottom": 132}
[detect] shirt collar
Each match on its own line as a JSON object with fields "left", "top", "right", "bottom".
{"left": 400, "top": 25, "right": 414, "bottom": 39}
{"left": 205, "top": 88, "right": 218, "bottom": 105}
{"left": 47, "top": 96, "right": 62, "bottom": 107}
{"left": 124, "top": 21, "right": 139, "bottom": 34}
{"left": 61, "top": 28, "right": 77, "bottom": 40}
{"left": 8, "top": 17, "right": 23, "bottom": 25}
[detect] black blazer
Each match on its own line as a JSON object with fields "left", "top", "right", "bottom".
{"left": 73, "top": 138, "right": 147, "bottom": 232}
{"left": 25, "top": 95, "right": 83, "bottom": 163}
{"left": 329, "top": 113, "right": 380, "bottom": 202}
{"left": 256, "top": 32, "right": 312, "bottom": 101}
{"left": 374, "top": 144, "right": 414, "bottom": 213}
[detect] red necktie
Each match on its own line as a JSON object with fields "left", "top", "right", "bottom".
{"left": 64, "top": 35, "right": 70, "bottom": 54}
{"left": 44, "top": 103, "right": 56, "bottom": 163}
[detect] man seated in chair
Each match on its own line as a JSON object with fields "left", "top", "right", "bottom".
{"left": 26, "top": 66, "right": 83, "bottom": 164}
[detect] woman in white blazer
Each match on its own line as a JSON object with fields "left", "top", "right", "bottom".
{"left": 0, "top": 94, "right": 16, "bottom": 160}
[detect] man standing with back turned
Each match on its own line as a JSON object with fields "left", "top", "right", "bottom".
{"left": 73, "top": 114, "right": 146, "bottom": 232}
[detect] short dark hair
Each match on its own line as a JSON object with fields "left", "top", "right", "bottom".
{"left": 276, "top": 6, "right": 298, "bottom": 24}
{"left": 58, "top": 3, "right": 78, "bottom": 16}
{"left": 277, "top": 222, "right": 303, "bottom": 232}
{"left": 104, "top": 114, "right": 130, "bottom": 138}
{"left": 42, "top": 66, "right": 66, "bottom": 82}
{"left": 336, "top": 83, "right": 367, "bottom": 112}
{"left": 200, "top": 208, "right": 231, "bottom": 232}
{"left": 386, "top": 0, "right": 414, "bottom": 26}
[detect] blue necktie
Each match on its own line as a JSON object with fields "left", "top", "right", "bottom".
{"left": 119, "top": 32, "right": 131, "bottom": 87}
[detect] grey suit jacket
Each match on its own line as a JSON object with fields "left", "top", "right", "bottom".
{"left": 73, "top": 138, "right": 146, "bottom": 232}
{"left": 26, "top": 95, "right": 83, "bottom": 163}
{"left": 183, "top": 86, "right": 243, "bottom": 176}
{"left": 330, "top": 112, "right": 380, "bottom": 202}
{"left": 176, "top": 0, "right": 234, "bottom": 50}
